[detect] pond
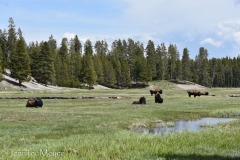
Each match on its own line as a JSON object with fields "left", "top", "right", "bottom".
{"left": 139, "top": 117, "right": 237, "bottom": 135}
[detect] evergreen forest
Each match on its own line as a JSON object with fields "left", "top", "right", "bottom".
{"left": 0, "top": 17, "right": 240, "bottom": 88}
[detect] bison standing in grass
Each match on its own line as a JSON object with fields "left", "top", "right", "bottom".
{"left": 187, "top": 90, "right": 201, "bottom": 97}
{"left": 150, "top": 89, "right": 163, "bottom": 95}
{"left": 26, "top": 98, "right": 43, "bottom": 108}
{"left": 132, "top": 97, "right": 146, "bottom": 104}
{"left": 155, "top": 92, "right": 163, "bottom": 103}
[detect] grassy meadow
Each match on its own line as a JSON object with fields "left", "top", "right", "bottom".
{"left": 0, "top": 80, "right": 240, "bottom": 160}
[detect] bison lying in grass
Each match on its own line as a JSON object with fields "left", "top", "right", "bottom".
{"left": 150, "top": 89, "right": 163, "bottom": 95}
{"left": 132, "top": 97, "right": 146, "bottom": 104}
{"left": 26, "top": 98, "right": 43, "bottom": 108}
{"left": 155, "top": 92, "right": 163, "bottom": 103}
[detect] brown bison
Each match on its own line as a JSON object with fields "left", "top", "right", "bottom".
{"left": 200, "top": 91, "right": 209, "bottom": 96}
{"left": 155, "top": 92, "right": 163, "bottom": 103}
{"left": 132, "top": 97, "right": 146, "bottom": 104}
{"left": 187, "top": 90, "right": 201, "bottom": 97}
{"left": 150, "top": 89, "right": 163, "bottom": 95}
{"left": 26, "top": 98, "right": 43, "bottom": 108}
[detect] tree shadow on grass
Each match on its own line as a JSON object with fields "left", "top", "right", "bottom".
{"left": 3, "top": 77, "right": 33, "bottom": 90}
{"left": 155, "top": 153, "right": 240, "bottom": 160}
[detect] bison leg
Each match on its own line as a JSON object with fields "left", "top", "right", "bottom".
{"left": 160, "top": 98, "right": 163, "bottom": 103}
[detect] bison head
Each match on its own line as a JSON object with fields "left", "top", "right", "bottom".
{"left": 139, "top": 97, "right": 146, "bottom": 104}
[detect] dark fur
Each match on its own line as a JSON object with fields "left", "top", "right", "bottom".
{"left": 26, "top": 98, "right": 43, "bottom": 108}
{"left": 155, "top": 92, "right": 163, "bottom": 103}
{"left": 132, "top": 97, "right": 146, "bottom": 104}
{"left": 200, "top": 91, "right": 209, "bottom": 96}
{"left": 187, "top": 90, "right": 201, "bottom": 97}
{"left": 150, "top": 89, "right": 163, "bottom": 95}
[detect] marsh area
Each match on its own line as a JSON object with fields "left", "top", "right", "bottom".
{"left": 138, "top": 117, "right": 237, "bottom": 135}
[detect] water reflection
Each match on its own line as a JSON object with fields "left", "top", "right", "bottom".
{"left": 142, "top": 118, "right": 237, "bottom": 135}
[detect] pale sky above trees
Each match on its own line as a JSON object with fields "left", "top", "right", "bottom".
{"left": 1, "top": 0, "right": 240, "bottom": 59}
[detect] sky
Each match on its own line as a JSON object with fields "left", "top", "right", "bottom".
{"left": 1, "top": 0, "right": 240, "bottom": 59}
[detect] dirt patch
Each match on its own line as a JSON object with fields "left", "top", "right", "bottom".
{"left": 176, "top": 84, "right": 206, "bottom": 90}
{"left": 0, "top": 74, "right": 111, "bottom": 91}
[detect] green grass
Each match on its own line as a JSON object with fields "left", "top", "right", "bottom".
{"left": 0, "top": 80, "right": 240, "bottom": 159}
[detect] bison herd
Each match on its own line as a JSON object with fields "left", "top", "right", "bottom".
{"left": 133, "top": 89, "right": 164, "bottom": 104}
{"left": 24, "top": 89, "right": 208, "bottom": 107}
{"left": 133, "top": 88, "right": 209, "bottom": 104}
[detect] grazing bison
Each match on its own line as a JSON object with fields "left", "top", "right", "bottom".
{"left": 26, "top": 98, "right": 43, "bottom": 108}
{"left": 150, "top": 89, "right": 163, "bottom": 95}
{"left": 200, "top": 91, "right": 209, "bottom": 96}
{"left": 155, "top": 92, "right": 163, "bottom": 103}
{"left": 187, "top": 90, "right": 201, "bottom": 97}
{"left": 132, "top": 97, "right": 146, "bottom": 104}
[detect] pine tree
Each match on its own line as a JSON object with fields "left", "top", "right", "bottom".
{"left": 102, "top": 58, "right": 116, "bottom": 87}
{"left": 146, "top": 62, "right": 152, "bottom": 82}
{"left": 7, "top": 17, "right": 17, "bottom": 67}
{"left": 182, "top": 48, "right": 191, "bottom": 81}
{"left": 74, "top": 35, "right": 82, "bottom": 56}
{"left": 81, "top": 40, "right": 97, "bottom": 88}
{"left": 84, "top": 39, "right": 93, "bottom": 56}
{"left": 209, "top": 58, "right": 217, "bottom": 87}
{"left": 133, "top": 42, "right": 148, "bottom": 83}
{"left": 156, "top": 45, "right": 163, "bottom": 80}
{"left": 94, "top": 40, "right": 108, "bottom": 60}
{"left": 190, "top": 59, "right": 198, "bottom": 83}
{"left": 81, "top": 54, "right": 97, "bottom": 89}
{"left": 10, "top": 37, "right": 31, "bottom": 85}
{"left": 112, "top": 57, "right": 122, "bottom": 86}
{"left": 110, "top": 40, "right": 127, "bottom": 86}
{"left": 0, "top": 29, "right": 8, "bottom": 71}
{"left": 195, "top": 47, "right": 209, "bottom": 86}
{"left": 69, "top": 40, "right": 77, "bottom": 78}
{"left": 120, "top": 59, "right": 131, "bottom": 87}
{"left": 126, "top": 38, "right": 136, "bottom": 81}
{"left": 28, "top": 42, "right": 41, "bottom": 80}
{"left": 73, "top": 35, "right": 82, "bottom": 82}
{"left": 175, "top": 59, "right": 182, "bottom": 80}
{"left": 146, "top": 40, "right": 157, "bottom": 80}
{"left": 58, "top": 38, "right": 70, "bottom": 86}
{"left": 201, "top": 59, "right": 210, "bottom": 87}
{"left": 93, "top": 55, "right": 104, "bottom": 84}
{"left": 47, "top": 35, "right": 57, "bottom": 84}
{"left": 38, "top": 41, "right": 55, "bottom": 84}
{"left": 0, "top": 47, "right": 4, "bottom": 81}
{"left": 48, "top": 34, "right": 57, "bottom": 49}
{"left": 160, "top": 43, "right": 168, "bottom": 80}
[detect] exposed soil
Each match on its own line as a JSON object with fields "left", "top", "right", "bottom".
{"left": 0, "top": 74, "right": 111, "bottom": 91}
{"left": 176, "top": 84, "right": 206, "bottom": 90}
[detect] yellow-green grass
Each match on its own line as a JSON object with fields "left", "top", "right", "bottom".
{"left": 0, "top": 80, "right": 239, "bottom": 159}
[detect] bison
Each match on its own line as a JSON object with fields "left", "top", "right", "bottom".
{"left": 155, "top": 92, "right": 163, "bottom": 103}
{"left": 150, "top": 89, "right": 163, "bottom": 95}
{"left": 200, "top": 91, "right": 209, "bottom": 96}
{"left": 132, "top": 97, "right": 146, "bottom": 104}
{"left": 187, "top": 90, "right": 201, "bottom": 97}
{"left": 26, "top": 98, "right": 43, "bottom": 108}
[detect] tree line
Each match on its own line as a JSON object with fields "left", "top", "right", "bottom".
{"left": 0, "top": 17, "right": 240, "bottom": 88}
